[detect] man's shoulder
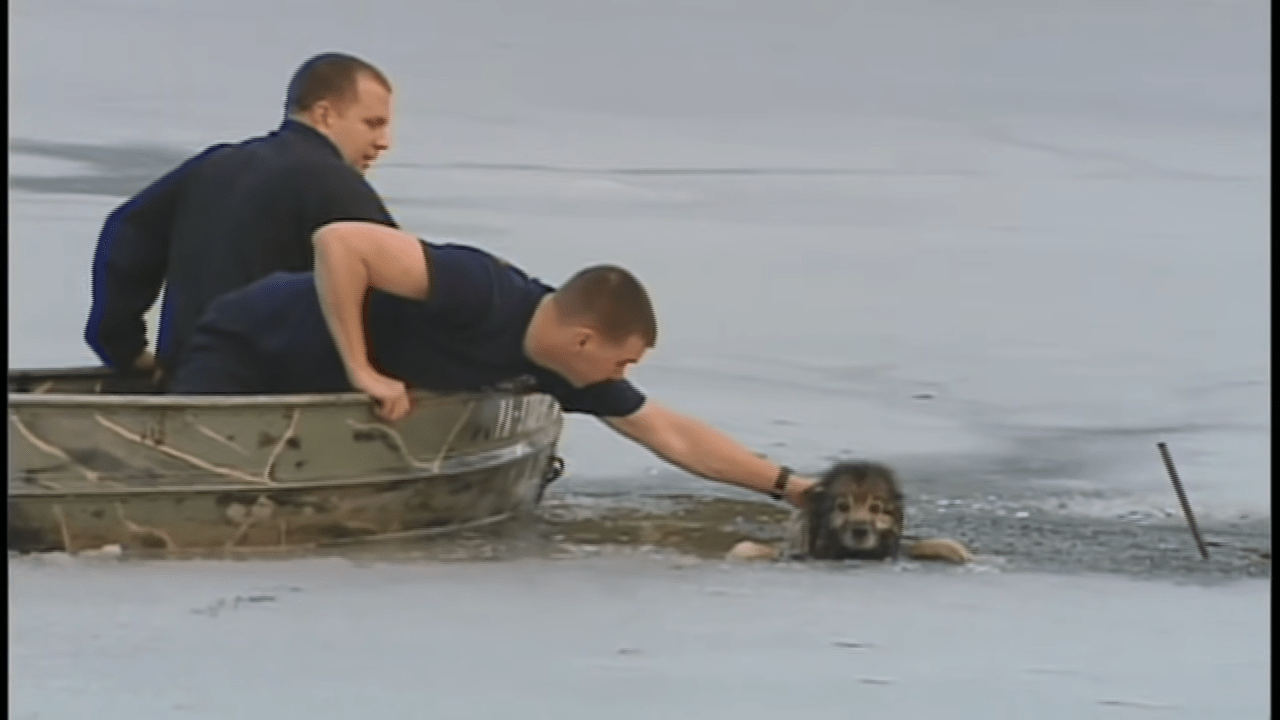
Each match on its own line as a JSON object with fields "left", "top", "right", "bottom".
{"left": 538, "top": 374, "right": 647, "bottom": 418}
{"left": 425, "top": 241, "right": 546, "bottom": 287}
{"left": 208, "top": 124, "right": 353, "bottom": 176}
{"left": 143, "top": 122, "right": 344, "bottom": 190}
{"left": 423, "top": 241, "right": 508, "bottom": 280}
{"left": 191, "top": 134, "right": 381, "bottom": 216}
{"left": 430, "top": 242, "right": 553, "bottom": 310}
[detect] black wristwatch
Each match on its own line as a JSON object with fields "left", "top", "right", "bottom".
{"left": 769, "top": 466, "right": 793, "bottom": 501}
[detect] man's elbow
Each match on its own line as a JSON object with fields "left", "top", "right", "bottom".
{"left": 313, "top": 222, "right": 377, "bottom": 272}
{"left": 311, "top": 222, "right": 344, "bottom": 251}
{"left": 85, "top": 294, "right": 138, "bottom": 370}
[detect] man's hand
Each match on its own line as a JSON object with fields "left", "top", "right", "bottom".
{"left": 355, "top": 369, "right": 412, "bottom": 422}
{"left": 133, "top": 351, "right": 156, "bottom": 371}
{"left": 783, "top": 475, "right": 816, "bottom": 510}
{"left": 131, "top": 350, "right": 167, "bottom": 387}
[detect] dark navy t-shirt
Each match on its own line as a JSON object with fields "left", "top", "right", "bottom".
{"left": 185, "top": 240, "right": 646, "bottom": 417}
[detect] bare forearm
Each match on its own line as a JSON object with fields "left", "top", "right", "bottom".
{"left": 658, "top": 413, "right": 808, "bottom": 502}
{"left": 313, "top": 231, "right": 375, "bottom": 381}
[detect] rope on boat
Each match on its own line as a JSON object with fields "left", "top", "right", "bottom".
{"left": 93, "top": 412, "right": 276, "bottom": 486}
{"left": 51, "top": 504, "right": 73, "bottom": 552}
{"left": 9, "top": 412, "right": 101, "bottom": 485}
{"left": 115, "top": 502, "right": 179, "bottom": 550}
{"left": 345, "top": 400, "right": 477, "bottom": 474}
{"left": 261, "top": 409, "right": 301, "bottom": 483}
{"left": 433, "top": 400, "right": 477, "bottom": 472}
{"left": 345, "top": 418, "right": 440, "bottom": 470}
{"left": 183, "top": 412, "right": 252, "bottom": 456}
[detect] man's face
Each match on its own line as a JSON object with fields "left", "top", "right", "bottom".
{"left": 311, "top": 73, "right": 392, "bottom": 174}
{"left": 558, "top": 330, "right": 648, "bottom": 388}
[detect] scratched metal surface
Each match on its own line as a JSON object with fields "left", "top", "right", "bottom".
{"left": 8, "top": 367, "right": 565, "bottom": 553}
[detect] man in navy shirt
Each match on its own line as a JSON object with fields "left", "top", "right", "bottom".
{"left": 170, "top": 221, "right": 816, "bottom": 506}
{"left": 85, "top": 52, "right": 398, "bottom": 380}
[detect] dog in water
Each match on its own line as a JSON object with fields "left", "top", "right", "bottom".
{"left": 729, "top": 460, "right": 972, "bottom": 564}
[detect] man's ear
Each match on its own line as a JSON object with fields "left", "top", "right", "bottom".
{"left": 310, "top": 99, "right": 337, "bottom": 129}
{"left": 570, "top": 327, "right": 594, "bottom": 349}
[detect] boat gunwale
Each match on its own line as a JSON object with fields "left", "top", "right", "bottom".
{"left": 8, "top": 366, "right": 558, "bottom": 410}
{"left": 8, "top": 388, "right": 552, "bottom": 409}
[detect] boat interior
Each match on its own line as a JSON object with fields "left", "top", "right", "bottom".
{"left": 9, "top": 367, "right": 165, "bottom": 396}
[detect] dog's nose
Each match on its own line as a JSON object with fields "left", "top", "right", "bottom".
{"left": 849, "top": 527, "right": 870, "bottom": 542}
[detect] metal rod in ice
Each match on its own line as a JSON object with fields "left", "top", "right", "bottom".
{"left": 1156, "top": 441, "right": 1210, "bottom": 561}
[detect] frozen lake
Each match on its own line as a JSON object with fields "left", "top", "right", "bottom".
{"left": 8, "top": 0, "right": 1271, "bottom": 716}
{"left": 9, "top": 0, "right": 1269, "bottom": 518}
{"left": 7, "top": 552, "right": 1271, "bottom": 719}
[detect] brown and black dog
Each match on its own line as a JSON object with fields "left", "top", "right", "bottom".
{"left": 730, "top": 460, "right": 972, "bottom": 564}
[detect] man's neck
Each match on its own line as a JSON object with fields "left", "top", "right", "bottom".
{"left": 285, "top": 115, "right": 345, "bottom": 161}
{"left": 522, "top": 295, "right": 559, "bottom": 373}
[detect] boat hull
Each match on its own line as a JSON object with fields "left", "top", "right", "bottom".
{"left": 8, "top": 367, "right": 565, "bottom": 554}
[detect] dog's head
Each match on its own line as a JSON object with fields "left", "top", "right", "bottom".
{"left": 802, "top": 461, "right": 905, "bottom": 561}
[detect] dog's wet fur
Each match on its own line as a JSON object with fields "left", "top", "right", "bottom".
{"left": 791, "top": 460, "right": 905, "bottom": 561}
{"left": 731, "top": 460, "right": 972, "bottom": 564}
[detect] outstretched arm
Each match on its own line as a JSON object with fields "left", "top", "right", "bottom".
{"left": 604, "top": 400, "right": 815, "bottom": 508}
{"left": 312, "top": 220, "right": 430, "bottom": 420}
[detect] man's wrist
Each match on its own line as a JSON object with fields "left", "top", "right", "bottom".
{"left": 768, "top": 465, "right": 794, "bottom": 501}
{"left": 347, "top": 362, "right": 380, "bottom": 388}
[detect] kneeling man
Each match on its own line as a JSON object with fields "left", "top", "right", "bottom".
{"left": 170, "top": 221, "right": 815, "bottom": 506}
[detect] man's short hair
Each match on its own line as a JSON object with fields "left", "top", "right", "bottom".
{"left": 285, "top": 52, "right": 392, "bottom": 115}
{"left": 554, "top": 265, "right": 658, "bottom": 347}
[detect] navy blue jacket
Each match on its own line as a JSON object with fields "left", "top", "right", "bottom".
{"left": 85, "top": 119, "right": 397, "bottom": 372}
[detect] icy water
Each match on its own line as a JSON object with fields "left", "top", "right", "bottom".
{"left": 8, "top": 0, "right": 1271, "bottom": 716}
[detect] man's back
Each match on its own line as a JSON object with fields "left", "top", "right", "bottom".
{"left": 85, "top": 119, "right": 396, "bottom": 373}
{"left": 179, "top": 243, "right": 547, "bottom": 395}
{"left": 171, "top": 240, "right": 647, "bottom": 418}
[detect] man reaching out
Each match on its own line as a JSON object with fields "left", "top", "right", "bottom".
{"left": 169, "top": 221, "right": 815, "bottom": 506}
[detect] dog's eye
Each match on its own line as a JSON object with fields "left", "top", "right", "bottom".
{"left": 868, "top": 503, "right": 882, "bottom": 514}
{"left": 836, "top": 500, "right": 851, "bottom": 513}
